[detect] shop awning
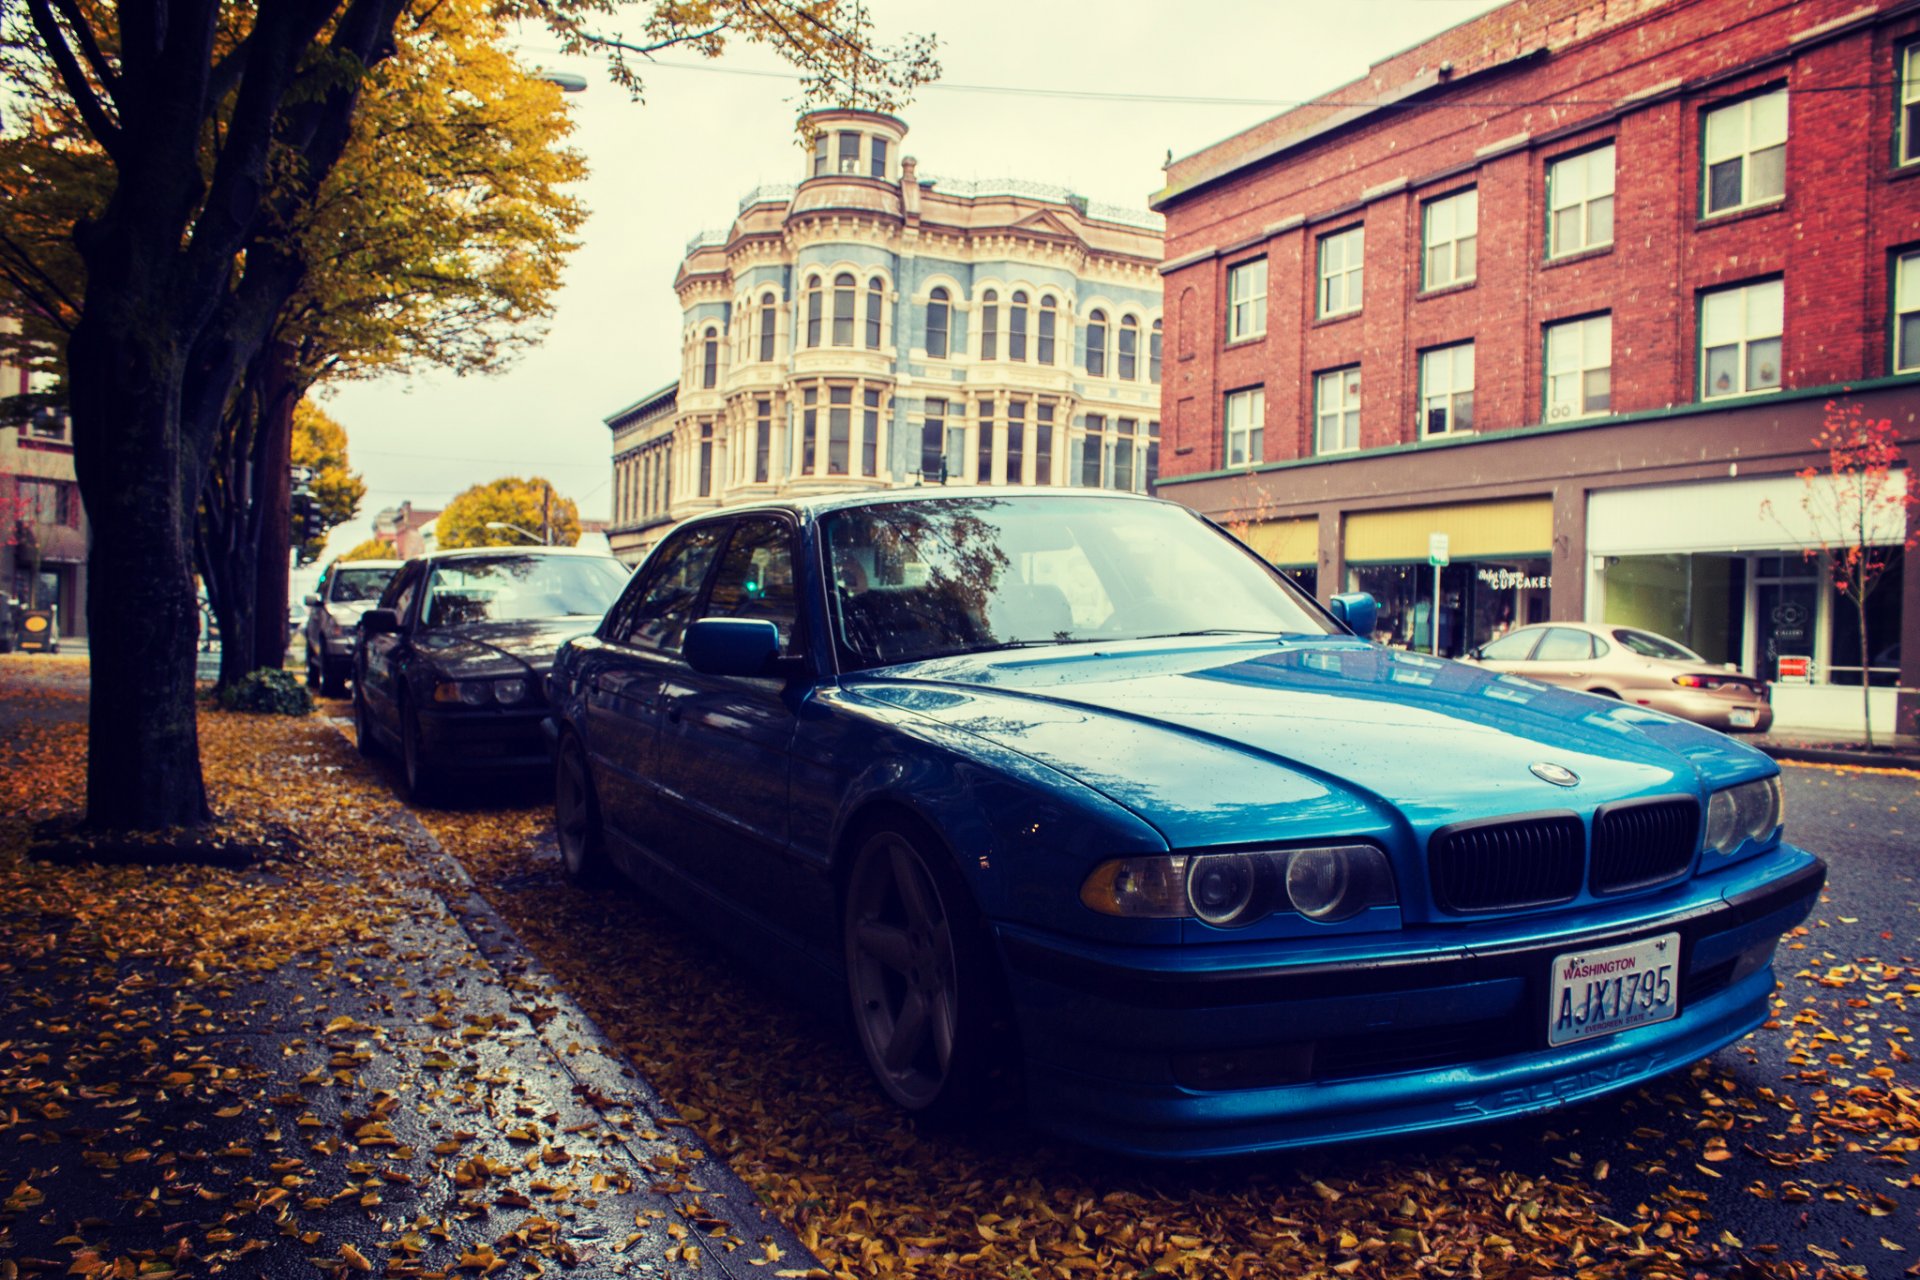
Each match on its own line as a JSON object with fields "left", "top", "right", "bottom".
{"left": 1345, "top": 498, "right": 1552, "bottom": 562}
{"left": 1234, "top": 516, "right": 1317, "bottom": 567}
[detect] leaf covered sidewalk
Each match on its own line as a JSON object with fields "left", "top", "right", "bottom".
{"left": 0, "top": 656, "right": 804, "bottom": 1279}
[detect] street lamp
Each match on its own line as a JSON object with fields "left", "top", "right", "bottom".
{"left": 484, "top": 521, "right": 546, "bottom": 545}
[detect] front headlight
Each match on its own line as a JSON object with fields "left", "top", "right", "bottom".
{"left": 1081, "top": 844, "right": 1396, "bottom": 926}
{"left": 433, "top": 680, "right": 493, "bottom": 707}
{"left": 492, "top": 678, "right": 527, "bottom": 704}
{"left": 1704, "top": 776, "right": 1783, "bottom": 856}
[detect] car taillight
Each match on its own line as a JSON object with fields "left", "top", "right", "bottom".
{"left": 1673, "top": 674, "right": 1760, "bottom": 696}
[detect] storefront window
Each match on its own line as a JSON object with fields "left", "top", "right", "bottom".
{"left": 1828, "top": 572, "right": 1903, "bottom": 687}
{"left": 1598, "top": 553, "right": 1747, "bottom": 667}
{"left": 1350, "top": 558, "right": 1551, "bottom": 656}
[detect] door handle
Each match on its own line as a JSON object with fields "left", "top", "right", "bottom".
{"left": 666, "top": 704, "right": 683, "bottom": 724}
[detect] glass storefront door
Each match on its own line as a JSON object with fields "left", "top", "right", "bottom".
{"left": 1753, "top": 555, "right": 1819, "bottom": 683}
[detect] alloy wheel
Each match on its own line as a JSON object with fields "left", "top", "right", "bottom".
{"left": 845, "top": 831, "right": 960, "bottom": 1111}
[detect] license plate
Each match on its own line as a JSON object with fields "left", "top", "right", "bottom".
{"left": 1729, "top": 708, "right": 1757, "bottom": 727}
{"left": 1548, "top": 933, "right": 1679, "bottom": 1047}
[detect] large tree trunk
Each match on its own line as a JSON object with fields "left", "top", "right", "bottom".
{"left": 250, "top": 343, "right": 299, "bottom": 673}
{"left": 67, "top": 304, "right": 211, "bottom": 829}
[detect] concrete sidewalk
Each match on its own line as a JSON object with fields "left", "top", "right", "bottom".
{"left": 1746, "top": 723, "right": 1920, "bottom": 770}
{"left": 0, "top": 657, "right": 817, "bottom": 1279}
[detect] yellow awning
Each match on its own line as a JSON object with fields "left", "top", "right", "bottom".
{"left": 1234, "top": 517, "right": 1317, "bottom": 567}
{"left": 1345, "top": 497, "right": 1552, "bottom": 562}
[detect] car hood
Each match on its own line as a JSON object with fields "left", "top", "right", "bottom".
{"left": 326, "top": 601, "right": 375, "bottom": 625}
{"left": 846, "top": 638, "right": 1772, "bottom": 848}
{"left": 414, "top": 618, "right": 601, "bottom": 676}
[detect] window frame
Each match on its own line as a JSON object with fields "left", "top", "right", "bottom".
{"left": 831, "top": 273, "right": 857, "bottom": 347}
{"left": 1900, "top": 43, "right": 1920, "bottom": 168}
{"left": 1543, "top": 312, "right": 1614, "bottom": 423}
{"left": 1894, "top": 249, "right": 1920, "bottom": 374}
{"left": 1037, "top": 296, "right": 1057, "bottom": 365}
{"left": 701, "top": 328, "right": 719, "bottom": 390}
{"left": 1227, "top": 257, "right": 1268, "bottom": 342}
{"left": 1545, "top": 143, "right": 1616, "bottom": 259}
{"left": 1417, "top": 342, "right": 1475, "bottom": 438}
{"left": 1118, "top": 316, "right": 1139, "bottom": 381}
{"left": 1317, "top": 226, "right": 1364, "bottom": 319}
{"left": 1223, "top": 385, "right": 1265, "bottom": 470}
{"left": 1086, "top": 309, "right": 1108, "bottom": 377}
{"left": 1697, "top": 277, "right": 1784, "bottom": 401}
{"left": 865, "top": 277, "right": 885, "bottom": 350}
{"left": 758, "top": 293, "right": 777, "bottom": 363}
{"left": 980, "top": 289, "right": 999, "bottom": 361}
{"left": 1701, "top": 88, "right": 1787, "bottom": 217}
{"left": 1314, "top": 366, "right": 1362, "bottom": 456}
{"left": 926, "top": 287, "right": 950, "bottom": 359}
{"left": 805, "top": 276, "right": 822, "bottom": 348}
{"left": 1421, "top": 187, "right": 1478, "bottom": 291}
{"left": 1009, "top": 291, "right": 1029, "bottom": 362}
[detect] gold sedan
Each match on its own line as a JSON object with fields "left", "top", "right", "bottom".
{"left": 1463, "top": 622, "right": 1772, "bottom": 733}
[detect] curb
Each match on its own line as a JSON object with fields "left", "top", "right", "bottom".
{"left": 1756, "top": 743, "right": 1920, "bottom": 772}
{"left": 331, "top": 720, "right": 822, "bottom": 1279}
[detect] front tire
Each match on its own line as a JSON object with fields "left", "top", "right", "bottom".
{"left": 319, "top": 656, "right": 347, "bottom": 699}
{"left": 352, "top": 682, "right": 378, "bottom": 758}
{"left": 399, "top": 699, "right": 440, "bottom": 805}
{"left": 555, "top": 733, "right": 614, "bottom": 888}
{"left": 842, "top": 821, "right": 1013, "bottom": 1124}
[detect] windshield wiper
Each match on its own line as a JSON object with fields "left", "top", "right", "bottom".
{"left": 1131, "top": 628, "right": 1288, "bottom": 640}
{"left": 936, "top": 637, "right": 1102, "bottom": 658}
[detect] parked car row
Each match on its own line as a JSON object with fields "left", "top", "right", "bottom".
{"left": 332, "top": 492, "right": 1822, "bottom": 1158}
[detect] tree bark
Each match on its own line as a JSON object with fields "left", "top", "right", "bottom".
{"left": 250, "top": 342, "right": 299, "bottom": 672}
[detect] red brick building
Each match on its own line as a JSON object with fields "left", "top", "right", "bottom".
{"left": 1152, "top": 0, "right": 1920, "bottom": 737}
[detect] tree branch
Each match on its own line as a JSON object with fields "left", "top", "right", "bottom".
{"left": 21, "top": 0, "right": 123, "bottom": 160}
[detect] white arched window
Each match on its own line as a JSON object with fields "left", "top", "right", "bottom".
{"left": 805, "top": 276, "right": 823, "bottom": 348}
{"left": 1086, "top": 310, "right": 1108, "bottom": 378}
{"left": 1118, "top": 316, "right": 1140, "bottom": 381}
{"left": 759, "top": 292, "right": 777, "bottom": 362}
{"left": 701, "top": 327, "right": 719, "bottom": 389}
{"left": 832, "top": 273, "right": 856, "bottom": 347}
{"left": 1009, "top": 291, "right": 1030, "bottom": 362}
{"left": 926, "top": 287, "right": 951, "bottom": 359}
{"left": 1150, "top": 320, "right": 1163, "bottom": 384}
{"left": 980, "top": 289, "right": 1000, "bottom": 360}
{"left": 1037, "top": 297, "right": 1057, "bottom": 365}
{"left": 866, "top": 277, "right": 885, "bottom": 350}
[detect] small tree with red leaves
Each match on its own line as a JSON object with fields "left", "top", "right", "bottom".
{"left": 1788, "top": 400, "right": 1919, "bottom": 748}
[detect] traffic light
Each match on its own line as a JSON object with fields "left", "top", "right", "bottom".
{"left": 290, "top": 465, "right": 319, "bottom": 564}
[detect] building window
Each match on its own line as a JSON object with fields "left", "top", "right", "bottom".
{"left": 838, "top": 131, "right": 860, "bottom": 175}
{"left": 1086, "top": 309, "right": 1108, "bottom": 377}
{"left": 802, "top": 386, "right": 818, "bottom": 472}
{"left": 1703, "top": 90, "right": 1786, "bottom": 216}
{"left": 926, "top": 287, "right": 950, "bottom": 359}
{"left": 1118, "top": 317, "right": 1139, "bottom": 381}
{"left": 1896, "top": 251, "right": 1920, "bottom": 373}
{"left": 701, "top": 329, "right": 718, "bottom": 389}
{"left": 980, "top": 290, "right": 999, "bottom": 361}
{"left": 1081, "top": 415, "right": 1105, "bottom": 487}
{"left": 759, "top": 293, "right": 777, "bottom": 362}
{"left": 1224, "top": 387, "right": 1264, "bottom": 469}
{"left": 832, "top": 273, "right": 856, "bottom": 347}
{"left": 1009, "top": 291, "right": 1029, "bottom": 361}
{"left": 1228, "top": 257, "right": 1268, "bottom": 340}
{"left": 1144, "top": 420, "right": 1160, "bottom": 491}
{"left": 977, "top": 399, "right": 995, "bottom": 483}
{"left": 1149, "top": 321, "right": 1162, "bottom": 384}
{"left": 812, "top": 132, "right": 827, "bottom": 177}
{"left": 1418, "top": 343, "right": 1474, "bottom": 437}
{"left": 1315, "top": 367, "right": 1361, "bottom": 454}
{"left": 1901, "top": 45, "right": 1920, "bottom": 167}
{"left": 1545, "top": 313, "right": 1613, "bottom": 421}
{"left": 754, "top": 398, "right": 772, "bottom": 483}
{"left": 921, "top": 398, "right": 947, "bottom": 479}
{"left": 1038, "top": 297, "right": 1057, "bottom": 365}
{"left": 1113, "top": 418, "right": 1138, "bottom": 492}
{"left": 1318, "top": 227, "right": 1363, "bottom": 318}
{"left": 862, "top": 388, "right": 881, "bottom": 477}
{"left": 1035, "top": 403, "right": 1054, "bottom": 485}
{"left": 1007, "top": 400, "right": 1026, "bottom": 484}
{"left": 828, "top": 385, "right": 852, "bottom": 475}
{"left": 805, "top": 276, "right": 822, "bottom": 347}
{"left": 870, "top": 136, "right": 888, "bottom": 178}
{"left": 866, "top": 277, "right": 885, "bottom": 350}
{"left": 18, "top": 478, "right": 69, "bottom": 525}
{"left": 699, "top": 421, "right": 714, "bottom": 497}
{"left": 1422, "top": 188, "right": 1478, "bottom": 290}
{"left": 1700, "top": 278, "right": 1783, "bottom": 399}
{"left": 1546, "top": 144, "right": 1615, "bottom": 258}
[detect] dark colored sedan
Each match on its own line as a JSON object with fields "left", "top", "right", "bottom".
{"left": 545, "top": 491, "right": 1823, "bottom": 1157}
{"left": 352, "top": 547, "right": 629, "bottom": 800}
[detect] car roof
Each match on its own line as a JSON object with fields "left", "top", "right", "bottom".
{"left": 326, "top": 558, "right": 405, "bottom": 570}
{"left": 417, "top": 545, "right": 622, "bottom": 563}
{"left": 668, "top": 486, "right": 1168, "bottom": 527}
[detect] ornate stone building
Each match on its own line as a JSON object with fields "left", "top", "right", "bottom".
{"left": 604, "top": 108, "right": 1164, "bottom": 563}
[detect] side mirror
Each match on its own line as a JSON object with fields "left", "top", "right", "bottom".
{"left": 361, "top": 608, "right": 400, "bottom": 634}
{"left": 303, "top": 593, "right": 322, "bottom": 607}
{"left": 1327, "top": 592, "right": 1378, "bottom": 639}
{"left": 684, "top": 618, "right": 783, "bottom": 677}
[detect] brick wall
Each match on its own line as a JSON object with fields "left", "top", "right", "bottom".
{"left": 1158, "top": 0, "right": 1920, "bottom": 478}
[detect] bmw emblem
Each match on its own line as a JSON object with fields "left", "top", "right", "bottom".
{"left": 1530, "top": 762, "right": 1580, "bottom": 787}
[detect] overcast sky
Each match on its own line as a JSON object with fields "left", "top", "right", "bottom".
{"left": 313, "top": 0, "right": 1503, "bottom": 561}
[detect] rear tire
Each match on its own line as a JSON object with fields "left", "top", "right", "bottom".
{"left": 352, "top": 683, "right": 378, "bottom": 758}
{"left": 555, "top": 733, "right": 615, "bottom": 889}
{"left": 319, "top": 660, "right": 346, "bottom": 699}
{"left": 842, "top": 819, "right": 1016, "bottom": 1126}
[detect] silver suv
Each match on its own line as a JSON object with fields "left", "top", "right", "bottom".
{"left": 303, "top": 558, "right": 402, "bottom": 696}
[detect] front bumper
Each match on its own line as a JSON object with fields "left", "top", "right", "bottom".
{"left": 997, "top": 845, "right": 1823, "bottom": 1157}
{"left": 416, "top": 704, "right": 552, "bottom": 775}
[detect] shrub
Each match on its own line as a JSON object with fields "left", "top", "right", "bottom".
{"left": 216, "top": 668, "right": 314, "bottom": 716}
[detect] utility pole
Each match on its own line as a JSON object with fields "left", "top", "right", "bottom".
{"left": 541, "top": 482, "right": 551, "bottom": 545}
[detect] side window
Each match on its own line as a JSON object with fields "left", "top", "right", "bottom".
{"left": 703, "top": 519, "right": 799, "bottom": 648}
{"left": 1478, "top": 629, "right": 1542, "bottom": 662}
{"left": 384, "top": 563, "right": 423, "bottom": 622}
{"left": 613, "top": 526, "right": 725, "bottom": 652}
{"left": 1533, "top": 627, "right": 1595, "bottom": 661}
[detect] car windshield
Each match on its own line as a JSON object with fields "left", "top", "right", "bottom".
{"left": 327, "top": 566, "right": 395, "bottom": 604}
{"left": 420, "top": 555, "right": 628, "bottom": 629}
{"left": 824, "top": 496, "right": 1332, "bottom": 669}
{"left": 1611, "top": 628, "right": 1703, "bottom": 662}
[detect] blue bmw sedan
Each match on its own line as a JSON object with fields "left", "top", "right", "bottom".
{"left": 545, "top": 490, "right": 1824, "bottom": 1157}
